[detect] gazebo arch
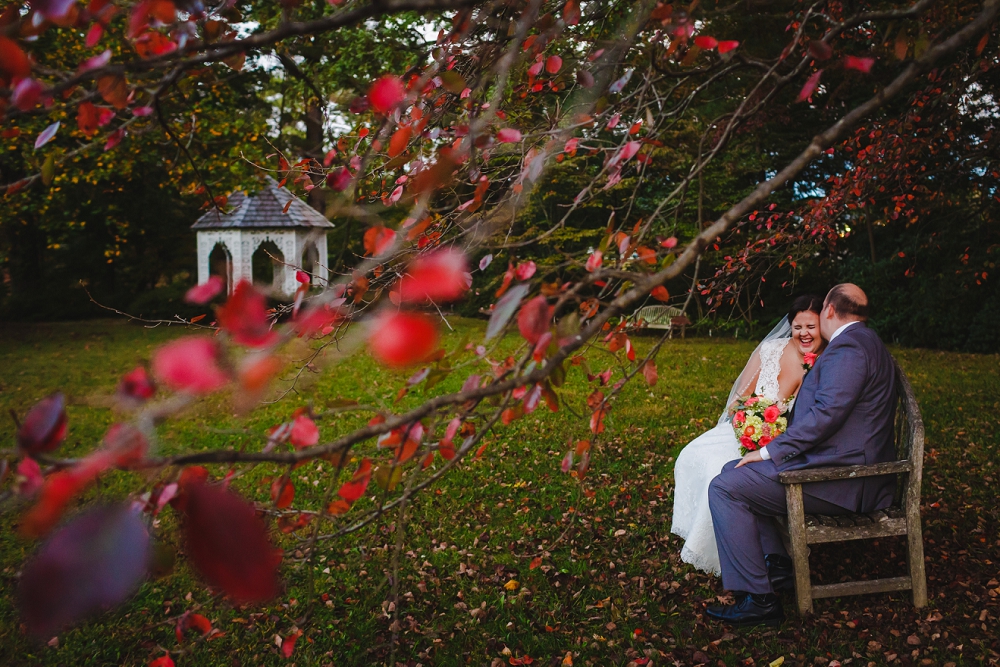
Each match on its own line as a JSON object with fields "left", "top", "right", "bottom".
{"left": 252, "top": 240, "right": 285, "bottom": 291}
{"left": 191, "top": 176, "right": 333, "bottom": 295}
{"left": 208, "top": 242, "right": 234, "bottom": 293}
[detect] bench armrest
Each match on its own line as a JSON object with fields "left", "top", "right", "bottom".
{"left": 778, "top": 460, "right": 911, "bottom": 485}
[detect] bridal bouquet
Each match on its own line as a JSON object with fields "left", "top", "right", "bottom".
{"left": 731, "top": 395, "right": 790, "bottom": 455}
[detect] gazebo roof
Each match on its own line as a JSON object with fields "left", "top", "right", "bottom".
{"left": 191, "top": 176, "right": 334, "bottom": 230}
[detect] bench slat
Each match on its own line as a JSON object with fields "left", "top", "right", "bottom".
{"left": 811, "top": 576, "right": 912, "bottom": 599}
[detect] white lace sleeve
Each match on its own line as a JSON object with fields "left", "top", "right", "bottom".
{"left": 754, "top": 338, "right": 789, "bottom": 400}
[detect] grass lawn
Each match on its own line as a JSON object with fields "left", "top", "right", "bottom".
{"left": 0, "top": 317, "right": 998, "bottom": 667}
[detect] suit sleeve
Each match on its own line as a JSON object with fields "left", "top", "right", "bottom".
{"left": 765, "top": 337, "right": 868, "bottom": 468}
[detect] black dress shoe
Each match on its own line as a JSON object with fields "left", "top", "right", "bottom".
{"left": 705, "top": 592, "right": 784, "bottom": 627}
{"left": 765, "top": 553, "right": 795, "bottom": 593}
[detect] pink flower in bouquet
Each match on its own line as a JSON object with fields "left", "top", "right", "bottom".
{"left": 740, "top": 435, "right": 755, "bottom": 450}
{"left": 759, "top": 435, "right": 773, "bottom": 447}
{"left": 743, "top": 425, "right": 756, "bottom": 437}
{"left": 763, "top": 404, "right": 780, "bottom": 424}
{"left": 734, "top": 411, "right": 745, "bottom": 424}
{"left": 745, "top": 396, "right": 759, "bottom": 406}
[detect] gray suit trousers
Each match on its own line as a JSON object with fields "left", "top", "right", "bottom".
{"left": 708, "top": 459, "right": 847, "bottom": 594}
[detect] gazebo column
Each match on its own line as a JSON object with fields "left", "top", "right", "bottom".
{"left": 234, "top": 231, "right": 253, "bottom": 288}
{"left": 196, "top": 234, "right": 212, "bottom": 286}
{"left": 280, "top": 232, "right": 298, "bottom": 296}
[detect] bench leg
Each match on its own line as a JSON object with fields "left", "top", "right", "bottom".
{"left": 785, "top": 483, "right": 813, "bottom": 615}
{"left": 906, "top": 501, "right": 928, "bottom": 608}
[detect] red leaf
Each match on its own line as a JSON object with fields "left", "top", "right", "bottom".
{"left": 517, "top": 296, "right": 553, "bottom": 345}
{"left": 17, "top": 393, "right": 67, "bottom": 455}
{"left": 184, "top": 275, "right": 225, "bottom": 304}
{"left": 643, "top": 360, "right": 658, "bottom": 386}
{"left": 545, "top": 55, "right": 563, "bottom": 74}
{"left": 650, "top": 286, "right": 670, "bottom": 302}
{"left": 388, "top": 125, "right": 411, "bottom": 158}
{"left": 660, "top": 236, "right": 678, "bottom": 249}
{"left": 289, "top": 414, "right": 319, "bottom": 448}
{"left": 271, "top": 478, "right": 294, "bottom": 509}
{"left": 363, "top": 225, "right": 396, "bottom": 256}
{"left": 694, "top": 36, "right": 718, "bottom": 50}
{"left": 85, "top": 23, "right": 104, "bottom": 48}
{"left": 326, "top": 167, "right": 352, "bottom": 191}
{"left": 515, "top": 260, "right": 537, "bottom": 281}
{"left": 12, "top": 78, "right": 43, "bottom": 112}
{"left": 116, "top": 366, "right": 156, "bottom": 403}
{"left": 97, "top": 74, "right": 129, "bottom": 109}
{"left": 19, "top": 504, "right": 150, "bottom": 637}
{"left": 529, "top": 556, "right": 543, "bottom": 569}
{"left": 844, "top": 56, "right": 875, "bottom": 73}
{"left": 149, "top": 655, "right": 175, "bottom": 667}
{"left": 796, "top": 69, "right": 823, "bottom": 103}
{"left": 497, "top": 128, "right": 522, "bottom": 143}
{"left": 367, "top": 75, "right": 406, "bottom": 114}
{"left": 176, "top": 612, "right": 212, "bottom": 642}
{"left": 368, "top": 311, "right": 440, "bottom": 368}
{"left": 398, "top": 248, "right": 470, "bottom": 303}
{"left": 717, "top": 40, "right": 739, "bottom": 54}
{"left": 808, "top": 40, "right": 833, "bottom": 60}
{"left": 31, "top": 0, "right": 76, "bottom": 20}
{"left": 0, "top": 37, "right": 31, "bottom": 79}
{"left": 562, "top": 0, "right": 579, "bottom": 25}
{"left": 77, "top": 101, "right": 101, "bottom": 136}
{"left": 151, "top": 336, "right": 229, "bottom": 395}
{"left": 337, "top": 458, "right": 372, "bottom": 503}
{"left": 102, "top": 423, "right": 148, "bottom": 467}
{"left": 182, "top": 482, "right": 281, "bottom": 604}
{"left": 585, "top": 250, "right": 603, "bottom": 272}
{"left": 216, "top": 281, "right": 279, "bottom": 348}
{"left": 14, "top": 457, "right": 43, "bottom": 498}
{"left": 282, "top": 630, "right": 302, "bottom": 658}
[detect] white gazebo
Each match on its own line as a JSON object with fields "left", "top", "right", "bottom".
{"left": 192, "top": 176, "right": 334, "bottom": 296}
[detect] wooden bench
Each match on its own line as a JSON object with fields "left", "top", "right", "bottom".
{"left": 630, "top": 306, "right": 691, "bottom": 337}
{"left": 778, "top": 362, "right": 927, "bottom": 614}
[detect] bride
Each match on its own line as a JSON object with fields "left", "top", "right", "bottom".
{"left": 670, "top": 295, "right": 826, "bottom": 575}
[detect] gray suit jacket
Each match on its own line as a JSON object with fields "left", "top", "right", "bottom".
{"left": 766, "top": 322, "right": 898, "bottom": 511}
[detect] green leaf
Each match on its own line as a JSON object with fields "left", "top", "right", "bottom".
{"left": 486, "top": 283, "right": 530, "bottom": 341}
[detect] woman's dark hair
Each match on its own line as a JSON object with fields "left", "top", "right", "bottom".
{"left": 788, "top": 294, "right": 824, "bottom": 323}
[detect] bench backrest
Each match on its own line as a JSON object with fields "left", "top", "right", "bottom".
{"left": 633, "top": 305, "right": 684, "bottom": 326}
{"left": 893, "top": 362, "right": 926, "bottom": 508}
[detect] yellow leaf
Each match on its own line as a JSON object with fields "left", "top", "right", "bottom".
{"left": 769, "top": 658, "right": 785, "bottom": 667}
{"left": 503, "top": 579, "right": 519, "bottom": 591}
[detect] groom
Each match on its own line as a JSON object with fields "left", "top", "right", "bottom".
{"left": 705, "top": 284, "right": 898, "bottom": 626}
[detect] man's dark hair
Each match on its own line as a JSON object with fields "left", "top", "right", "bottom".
{"left": 787, "top": 294, "right": 824, "bottom": 323}
{"left": 825, "top": 284, "right": 869, "bottom": 321}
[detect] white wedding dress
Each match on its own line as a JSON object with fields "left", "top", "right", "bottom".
{"left": 670, "top": 337, "right": 791, "bottom": 575}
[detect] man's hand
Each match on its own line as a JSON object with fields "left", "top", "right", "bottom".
{"left": 735, "top": 449, "right": 763, "bottom": 468}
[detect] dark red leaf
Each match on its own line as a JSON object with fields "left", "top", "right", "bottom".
{"left": 717, "top": 40, "right": 739, "bottom": 55}
{"left": 216, "top": 280, "right": 279, "bottom": 348}
{"left": 17, "top": 393, "right": 67, "bottom": 455}
{"left": 808, "top": 40, "right": 833, "bottom": 60}
{"left": 517, "top": 296, "right": 553, "bottom": 345}
{"left": 182, "top": 482, "right": 281, "bottom": 604}
{"left": 694, "top": 36, "right": 718, "bottom": 50}
{"left": 117, "top": 366, "right": 156, "bottom": 402}
{"left": 650, "top": 286, "right": 670, "bottom": 302}
{"left": 281, "top": 629, "right": 302, "bottom": 658}
{"left": 270, "top": 478, "right": 294, "bottom": 509}
{"left": 0, "top": 37, "right": 31, "bottom": 79}
{"left": 337, "top": 458, "right": 372, "bottom": 503}
{"left": 19, "top": 504, "right": 150, "bottom": 637}
{"left": 545, "top": 55, "right": 562, "bottom": 74}
{"left": 326, "top": 166, "right": 352, "bottom": 191}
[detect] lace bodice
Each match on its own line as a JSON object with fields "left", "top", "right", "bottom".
{"left": 753, "top": 338, "right": 789, "bottom": 400}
